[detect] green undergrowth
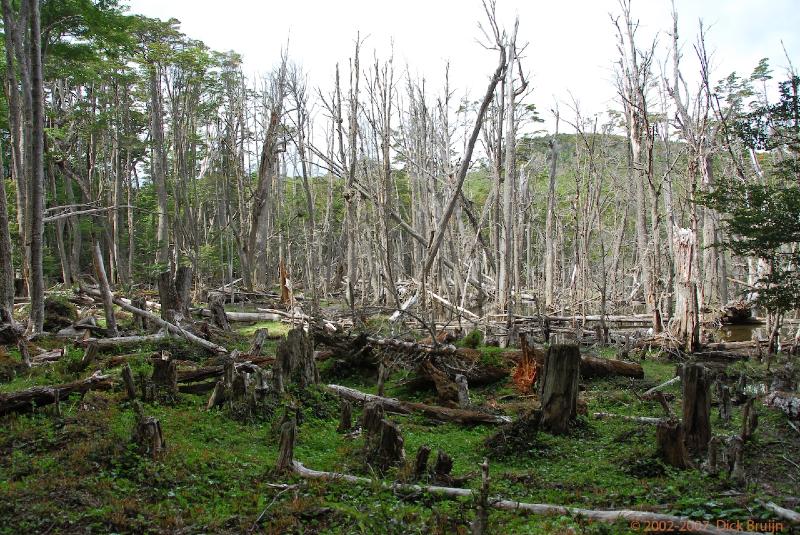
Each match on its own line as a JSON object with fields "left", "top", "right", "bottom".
{"left": 0, "top": 337, "right": 797, "bottom": 534}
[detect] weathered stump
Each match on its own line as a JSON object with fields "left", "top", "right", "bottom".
{"left": 375, "top": 419, "right": 405, "bottom": 472}
{"left": 656, "top": 418, "right": 690, "bottom": 469}
{"left": 158, "top": 266, "right": 192, "bottom": 323}
{"left": 704, "top": 435, "right": 723, "bottom": 475}
{"left": 208, "top": 291, "right": 230, "bottom": 332}
{"left": 413, "top": 445, "right": 431, "bottom": 480}
{"left": 431, "top": 449, "right": 454, "bottom": 486}
{"left": 376, "top": 361, "right": 389, "bottom": 397}
{"left": 121, "top": 363, "right": 137, "bottom": 400}
{"left": 682, "top": 363, "right": 712, "bottom": 454}
{"left": 276, "top": 417, "right": 297, "bottom": 472}
{"left": 249, "top": 328, "right": 269, "bottom": 356}
{"left": 362, "top": 401, "right": 385, "bottom": 437}
{"left": 132, "top": 296, "right": 148, "bottom": 330}
{"left": 132, "top": 401, "right": 165, "bottom": 458}
{"left": 471, "top": 459, "right": 490, "bottom": 535}
{"left": 539, "top": 344, "right": 580, "bottom": 434}
{"left": 455, "top": 374, "right": 470, "bottom": 408}
{"left": 150, "top": 351, "right": 177, "bottom": 394}
{"left": 419, "top": 360, "right": 459, "bottom": 406}
{"left": 717, "top": 382, "right": 732, "bottom": 423}
{"left": 727, "top": 435, "right": 745, "bottom": 484}
{"left": 337, "top": 399, "right": 352, "bottom": 433}
{"left": 741, "top": 397, "right": 758, "bottom": 441}
{"left": 273, "top": 327, "right": 318, "bottom": 392}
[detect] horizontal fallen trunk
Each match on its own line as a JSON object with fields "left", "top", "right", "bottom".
{"left": 764, "top": 391, "right": 800, "bottom": 420}
{"left": 593, "top": 412, "right": 661, "bottom": 424}
{"left": 82, "top": 287, "right": 227, "bottom": 354}
{"left": 0, "top": 371, "right": 113, "bottom": 415}
{"left": 643, "top": 376, "right": 681, "bottom": 397}
{"left": 507, "top": 350, "right": 644, "bottom": 379}
{"left": 29, "top": 347, "right": 65, "bottom": 365}
{"left": 291, "top": 461, "right": 757, "bottom": 535}
{"left": 177, "top": 356, "right": 273, "bottom": 384}
{"left": 326, "top": 384, "right": 511, "bottom": 425}
{"left": 703, "top": 340, "right": 767, "bottom": 351}
{"left": 197, "top": 308, "right": 282, "bottom": 322}
{"left": 81, "top": 333, "right": 170, "bottom": 349}
{"left": 758, "top": 500, "right": 800, "bottom": 524}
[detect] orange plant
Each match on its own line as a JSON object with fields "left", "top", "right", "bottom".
{"left": 511, "top": 356, "right": 539, "bottom": 394}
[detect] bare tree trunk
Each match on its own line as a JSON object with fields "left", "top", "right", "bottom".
{"left": 92, "top": 241, "right": 118, "bottom": 337}
{"left": 149, "top": 64, "right": 170, "bottom": 265}
{"left": 28, "top": 0, "right": 44, "bottom": 333}
{"left": 544, "top": 115, "right": 559, "bottom": 310}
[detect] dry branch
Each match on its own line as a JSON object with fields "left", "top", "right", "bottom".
{"left": 290, "top": 461, "right": 758, "bottom": 535}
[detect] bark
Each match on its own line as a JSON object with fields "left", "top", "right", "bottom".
{"left": 327, "top": 384, "right": 511, "bottom": 425}
{"left": 682, "top": 363, "right": 712, "bottom": 454}
{"left": 276, "top": 417, "right": 297, "bottom": 472}
{"left": 290, "top": 461, "right": 759, "bottom": 534}
{"left": 0, "top": 371, "right": 113, "bottom": 415}
{"left": 656, "top": 418, "right": 691, "bottom": 468}
{"left": 27, "top": 0, "right": 44, "bottom": 333}
{"left": 273, "top": 327, "right": 318, "bottom": 391}
{"left": 538, "top": 344, "right": 580, "bottom": 434}
{"left": 92, "top": 241, "right": 118, "bottom": 337}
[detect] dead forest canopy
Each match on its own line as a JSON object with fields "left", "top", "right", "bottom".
{"left": 1, "top": 0, "right": 800, "bottom": 533}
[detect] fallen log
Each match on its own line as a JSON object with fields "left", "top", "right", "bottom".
{"left": 81, "top": 333, "right": 170, "bottom": 349}
{"left": 197, "top": 308, "right": 283, "bottom": 322}
{"left": 0, "top": 371, "right": 113, "bottom": 415}
{"left": 593, "top": 412, "right": 661, "bottom": 424}
{"left": 82, "top": 287, "right": 227, "bottom": 354}
{"left": 326, "top": 384, "right": 511, "bottom": 425}
{"left": 643, "top": 376, "right": 681, "bottom": 397}
{"left": 29, "top": 347, "right": 65, "bottom": 365}
{"left": 506, "top": 349, "right": 644, "bottom": 379}
{"left": 291, "top": 461, "right": 757, "bottom": 535}
{"left": 758, "top": 500, "right": 800, "bottom": 524}
{"left": 177, "top": 356, "right": 273, "bottom": 384}
{"left": 764, "top": 391, "right": 800, "bottom": 420}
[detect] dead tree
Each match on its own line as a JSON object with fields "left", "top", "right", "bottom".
{"left": 273, "top": 327, "right": 318, "bottom": 393}
{"left": 717, "top": 382, "right": 732, "bottom": 423}
{"left": 472, "top": 459, "right": 490, "bottom": 535}
{"left": 413, "top": 445, "right": 431, "bottom": 480}
{"left": 158, "top": 266, "right": 192, "bottom": 323}
{"left": 539, "top": 344, "right": 581, "bottom": 434}
{"left": 337, "top": 399, "right": 352, "bottom": 433}
{"left": 656, "top": 418, "right": 691, "bottom": 468}
{"left": 276, "top": 417, "right": 297, "bottom": 472}
{"left": 432, "top": 449, "right": 454, "bottom": 486}
{"left": 92, "top": 241, "right": 118, "bottom": 337}
{"left": 374, "top": 419, "right": 405, "bottom": 472}
{"left": 207, "top": 291, "right": 230, "bottom": 331}
{"left": 249, "top": 328, "right": 269, "bottom": 356}
{"left": 682, "top": 363, "right": 712, "bottom": 454}
{"left": 672, "top": 228, "right": 699, "bottom": 352}
{"left": 122, "top": 363, "right": 137, "bottom": 400}
{"left": 150, "top": 351, "right": 177, "bottom": 394}
{"left": 132, "top": 401, "right": 165, "bottom": 458}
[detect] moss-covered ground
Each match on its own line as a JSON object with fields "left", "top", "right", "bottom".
{"left": 1, "top": 323, "right": 798, "bottom": 534}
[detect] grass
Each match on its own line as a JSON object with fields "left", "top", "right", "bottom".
{"left": 0, "top": 335, "right": 797, "bottom": 534}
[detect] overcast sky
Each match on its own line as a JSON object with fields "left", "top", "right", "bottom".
{"left": 124, "top": 0, "right": 799, "bottom": 132}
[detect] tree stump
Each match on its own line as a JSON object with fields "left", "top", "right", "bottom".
{"left": 682, "top": 363, "right": 712, "bottom": 454}
{"left": 158, "top": 266, "right": 192, "bottom": 323}
{"left": 419, "top": 360, "right": 459, "bottom": 406}
{"left": 413, "top": 445, "right": 431, "bottom": 480}
{"left": 249, "top": 328, "right": 269, "bottom": 356}
{"left": 704, "top": 435, "right": 723, "bottom": 475}
{"left": 455, "top": 374, "right": 470, "bottom": 408}
{"left": 432, "top": 449, "right": 454, "bottom": 485}
{"left": 656, "top": 418, "right": 690, "bottom": 469}
{"left": 741, "top": 397, "right": 758, "bottom": 442}
{"left": 276, "top": 417, "right": 297, "bottom": 472}
{"left": 274, "top": 327, "right": 318, "bottom": 392}
{"left": 375, "top": 419, "right": 405, "bottom": 472}
{"left": 337, "top": 399, "right": 352, "bottom": 433}
{"left": 471, "top": 459, "right": 490, "bottom": 535}
{"left": 727, "top": 435, "right": 745, "bottom": 484}
{"left": 131, "top": 296, "right": 149, "bottom": 330}
{"left": 150, "top": 351, "right": 177, "bottom": 394}
{"left": 208, "top": 291, "right": 230, "bottom": 332}
{"left": 538, "top": 344, "right": 580, "bottom": 434}
{"left": 376, "top": 361, "right": 389, "bottom": 397}
{"left": 361, "top": 401, "right": 384, "bottom": 438}
{"left": 132, "top": 401, "right": 165, "bottom": 458}
{"left": 717, "top": 383, "right": 732, "bottom": 423}
{"left": 121, "top": 363, "right": 137, "bottom": 401}
{"left": 74, "top": 342, "right": 99, "bottom": 373}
